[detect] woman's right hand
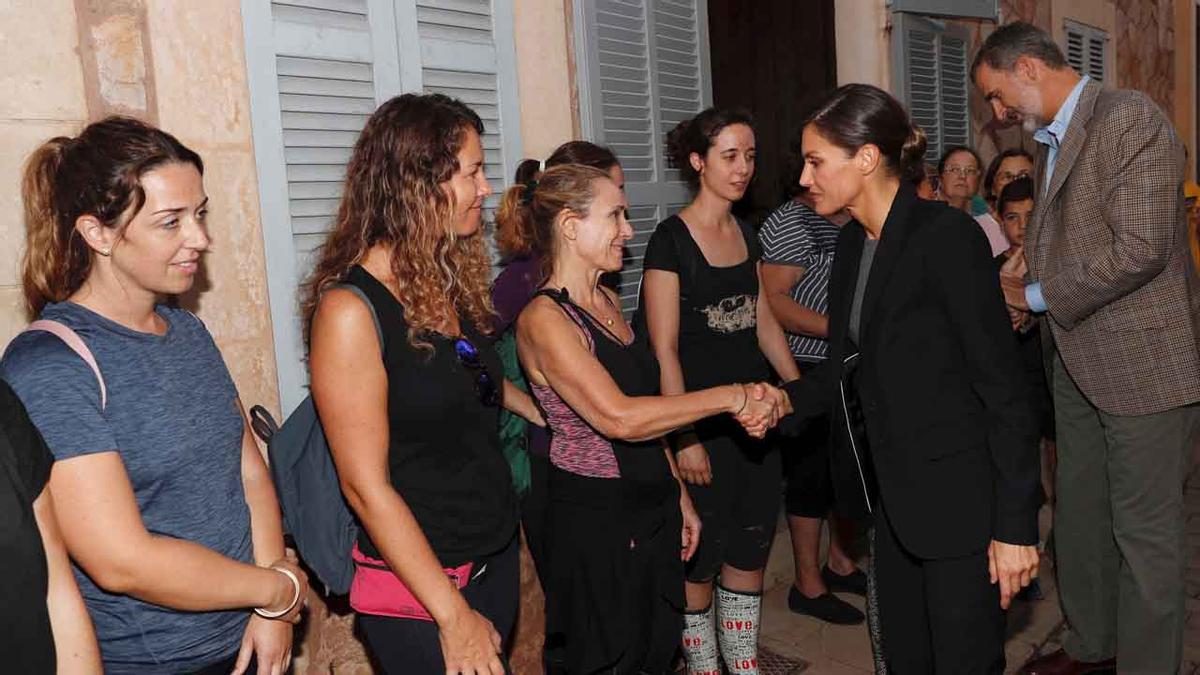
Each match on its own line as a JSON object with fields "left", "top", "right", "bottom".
{"left": 261, "top": 558, "right": 309, "bottom": 625}
{"left": 734, "top": 383, "right": 787, "bottom": 437}
{"left": 676, "top": 442, "right": 712, "bottom": 486}
{"left": 438, "top": 605, "right": 505, "bottom": 675}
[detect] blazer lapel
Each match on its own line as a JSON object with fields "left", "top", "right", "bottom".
{"left": 858, "top": 184, "right": 919, "bottom": 349}
{"left": 1042, "top": 79, "right": 1102, "bottom": 210}
{"left": 1027, "top": 145, "right": 1051, "bottom": 274}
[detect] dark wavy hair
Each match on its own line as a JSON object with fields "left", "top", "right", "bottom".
{"left": 303, "top": 93, "right": 494, "bottom": 351}
{"left": 665, "top": 107, "right": 754, "bottom": 189}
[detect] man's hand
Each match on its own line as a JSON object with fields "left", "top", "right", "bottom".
{"left": 988, "top": 540, "right": 1039, "bottom": 609}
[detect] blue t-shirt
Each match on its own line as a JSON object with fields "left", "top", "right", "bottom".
{"left": 1, "top": 302, "right": 251, "bottom": 673}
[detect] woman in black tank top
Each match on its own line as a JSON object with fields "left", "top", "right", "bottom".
{"left": 497, "top": 164, "right": 789, "bottom": 674}
{"left": 307, "top": 94, "right": 539, "bottom": 675}
{"left": 642, "top": 109, "right": 802, "bottom": 673}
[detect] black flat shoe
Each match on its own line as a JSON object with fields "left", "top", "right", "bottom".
{"left": 787, "top": 585, "right": 865, "bottom": 625}
{"left": 821, "top": 565, "right": 868, "bottom": 596}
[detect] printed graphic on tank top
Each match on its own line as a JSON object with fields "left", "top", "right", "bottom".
{"left": 642, "top": 215, "right": 771, "bottom": 391}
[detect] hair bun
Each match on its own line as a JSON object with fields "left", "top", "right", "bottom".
{"left": 900, "top": 124, "right": 928, "bottom": 174}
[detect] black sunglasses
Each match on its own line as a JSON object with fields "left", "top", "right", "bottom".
{"left": 453, "top": 337, "right": 499, "bottom": 407}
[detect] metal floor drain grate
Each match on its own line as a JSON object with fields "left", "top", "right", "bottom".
{"left": 751, "top": 647, "right": 809, "bottom": 675}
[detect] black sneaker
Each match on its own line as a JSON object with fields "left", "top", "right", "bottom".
{"left": 787, "top": 585, "right": 865, "bottom": 625}
{"left": 821, "top": 565, "right": 868, "bottom": 596}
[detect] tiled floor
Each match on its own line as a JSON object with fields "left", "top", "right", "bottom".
{"left": 759, "top": 462, "right": 1200, "bottom": 674}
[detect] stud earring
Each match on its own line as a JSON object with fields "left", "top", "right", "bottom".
{"left": 100, "top": 248, "right": 111, "bottom": 256}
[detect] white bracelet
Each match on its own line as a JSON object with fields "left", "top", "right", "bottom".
{"left": 254, "top": 566, "right": 301, "bottom": 619}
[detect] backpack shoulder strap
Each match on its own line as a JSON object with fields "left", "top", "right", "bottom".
{"left": 329, "top": 282, "right": 382, "bottom": 349}
{"left": 25, "top": 320, "right": 107, "bottom": 410}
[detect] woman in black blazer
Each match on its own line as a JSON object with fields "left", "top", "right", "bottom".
{"left": 782, "top": 84, "right": 1042, "bottom": 674}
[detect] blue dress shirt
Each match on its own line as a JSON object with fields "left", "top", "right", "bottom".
{"left": 1025, "top": 75, "right": 1090, "bottom": 313}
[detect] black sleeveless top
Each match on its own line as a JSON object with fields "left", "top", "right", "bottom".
{"left": 642, "top": 215, "right": 771, "bottom": 391}
{"left": 536, "top": 287, "right": 674, "bottom": 496}
{"left": 344, "top": 266, "right": 518, "bottom": 566}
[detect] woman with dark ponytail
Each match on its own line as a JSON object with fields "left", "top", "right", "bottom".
{"left": 640, "top": 108, "right": 800, "bottom": 674}
{"left": 780, "top": 83, "right": 1041, "bottom": 673}
{"left": 1, "top": 117, "right": 308, "bottom": 674}
{"left": 502, "top": 164, "right": 787, "bottom": 674}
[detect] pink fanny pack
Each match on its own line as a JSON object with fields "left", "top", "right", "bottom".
{"left": 348, "top": 543, "right": 476, "bottom": 621}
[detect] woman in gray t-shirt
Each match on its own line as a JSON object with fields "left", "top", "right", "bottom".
{"left": 1, "top": 117, "right": 308, "bottom": 674}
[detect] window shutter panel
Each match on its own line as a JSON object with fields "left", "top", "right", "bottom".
{"left": 903, "top": 26, "right": 942, "bottom": 162}
{"left": 894, "top": 14, "right": 971, "bottom": 166}
{"left": 1066, "top": 27, "right": 1086, "bottom": 74}
{"left": 1064, "top": 20, "right": 1107, "bottom": 85}
{"left": 1086, "top": 32, "right": 1106, "bottom": 83}
{"left": 245, "top": 0, "right": 521, "bottom": 413}
{"left": 938, "top": 34, "right": 969, "bottom": 149}
{"left": 412, "top": 0, "right": 511, "bottom": 207}
{"left": 583, "top": 0, "right": 710, "bottom": 312}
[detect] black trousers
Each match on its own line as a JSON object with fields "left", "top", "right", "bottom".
{"left": 873, "top": 501, "right": 1005, "bottom": 674}
{"left": 358, "top": 536, "right": 520, "bottom": 674}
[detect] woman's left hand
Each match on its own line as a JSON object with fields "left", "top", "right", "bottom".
{"left": 232, "top": 614, "right": 295, "bottom": 675}
{"left": 680, "top": 491, "right": 702, "bottom": 562}
{"left": 988, "top": 539, "right": 1039, "bottom": 610}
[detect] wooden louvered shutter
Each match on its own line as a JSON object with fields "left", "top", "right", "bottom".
{"left": 1065, "top": 20, "right": 1107, "bottom": 84}
{"left": 575, "top": 0, "right": 712, "bottom": 313}
{"left": 893, "top": 13, "right": 971, "bottom": 165}
{"left": 407, "top": 0, "right": 522, "bottom": 210}
{"left": 243, "top": 0, "right": 521, "bottom": 414}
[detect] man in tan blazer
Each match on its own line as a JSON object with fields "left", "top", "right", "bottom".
{"left": 973, "top": 22, "right": 1200, "bottom": 675}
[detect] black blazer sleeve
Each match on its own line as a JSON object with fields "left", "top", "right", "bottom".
{"left": 927, "top": 212, "right": 1042, "bottom": 545}
{"left": 782, "top": 360, "right": 834, "bottom": 427}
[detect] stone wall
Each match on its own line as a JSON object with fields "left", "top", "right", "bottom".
{"left": 977, "top": 0, "right": 1190, "bottom": 168}
{"left": 1114, "top": 0, "right": 1176, "bottom": 117}
{"left": 0, "top": 0, "right": 280, "bottom": 414}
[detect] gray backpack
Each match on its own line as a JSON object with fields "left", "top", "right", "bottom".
{"left": 251, "top": 283, "right": 380, "bottom": 596}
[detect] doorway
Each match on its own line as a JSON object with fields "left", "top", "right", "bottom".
{"left": 706, "top": 0, "right": 838, "bottom": 222}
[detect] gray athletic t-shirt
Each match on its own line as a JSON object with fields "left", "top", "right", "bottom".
{"left": 0, "top": 302, "right": 251, "bottom": 673}
{"left": 848, "top": 237, "right": 879, "bottom": 346}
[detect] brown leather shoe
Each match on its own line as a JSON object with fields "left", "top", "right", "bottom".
{"left": 1017, "top": 649, "right": 1116, "bottom": 675}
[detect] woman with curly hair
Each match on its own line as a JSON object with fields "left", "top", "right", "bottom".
{"left": 306, "top": 93, "right": 522, "bottom": 674}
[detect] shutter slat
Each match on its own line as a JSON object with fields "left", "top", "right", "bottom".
{"left": 273, "top": 0, "right": 367, "bottom": 15}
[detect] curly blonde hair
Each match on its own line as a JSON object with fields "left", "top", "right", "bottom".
{"left": 303, "top": 93, "right": 494, "bottom": 351}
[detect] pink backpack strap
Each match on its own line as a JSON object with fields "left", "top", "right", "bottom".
{"left": 25, "top": 320, "right": 108, "bottom": 410}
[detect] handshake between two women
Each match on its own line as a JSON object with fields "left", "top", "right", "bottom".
{"left": 732, "top": 382, "right": 793, "bottom": 438}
